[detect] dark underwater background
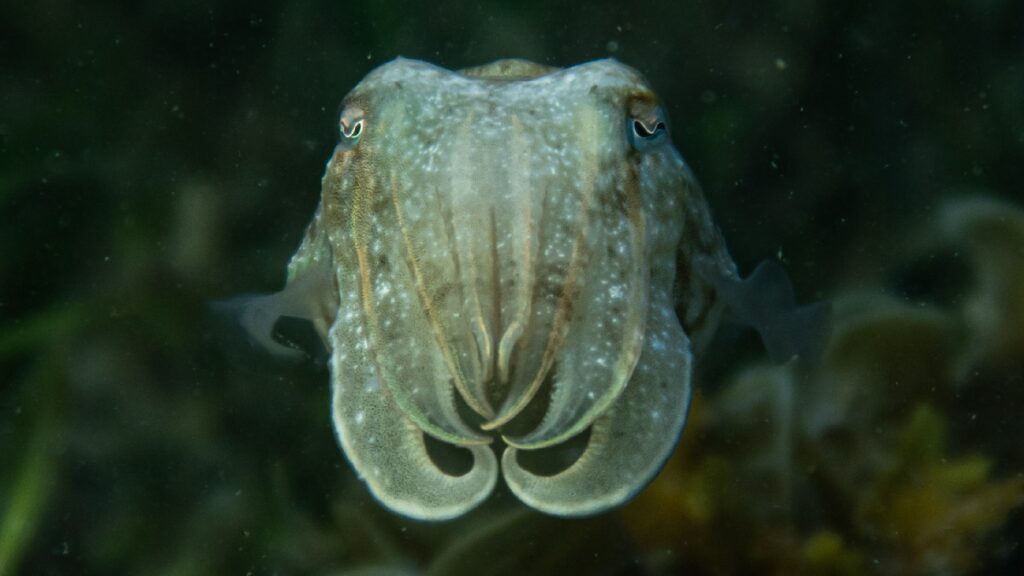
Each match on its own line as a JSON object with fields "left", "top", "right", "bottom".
{"left": 2, "top": 1, "right": 1022, "bottom": 574}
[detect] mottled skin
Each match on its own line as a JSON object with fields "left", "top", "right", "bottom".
{"left": 267, "top": 58, "right": 746, "bottom": 519}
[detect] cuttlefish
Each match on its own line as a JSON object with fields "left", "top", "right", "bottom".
{"left": 231, "top": 57, "right": 828, "bottom": 520}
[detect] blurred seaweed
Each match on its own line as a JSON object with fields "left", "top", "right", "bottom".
{"left": 624, "top": 196, "right": 1024, "bottom": 575}
{"left": 2, "top": 0, "right": 1022, "bottom": 574}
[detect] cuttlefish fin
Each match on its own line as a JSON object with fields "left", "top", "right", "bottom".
{"left": 717, "top": 260, "right": 832, "bottom": 364}
{"left": 211, "top": 256, "right": 338, "bottom": 361}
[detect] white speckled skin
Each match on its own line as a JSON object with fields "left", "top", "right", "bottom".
{"left": 281, "top": 57, "right": 738, "bottom": 520}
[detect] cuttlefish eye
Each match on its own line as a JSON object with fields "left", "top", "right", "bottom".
{"left": 628, "top": 106, "right": 668, "bottom": 151}
{"left": 338, "top": 106, "right": 364, "bottom": 147}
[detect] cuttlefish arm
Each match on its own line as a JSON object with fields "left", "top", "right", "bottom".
{"left": 329, "top": 284, "right": 499, "bottom": 520}
{"left": 502, "top": 284, "right": 691, "bottom": 516}
{"left": 217, "top": 199, "right": 499, "bottom": 519}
